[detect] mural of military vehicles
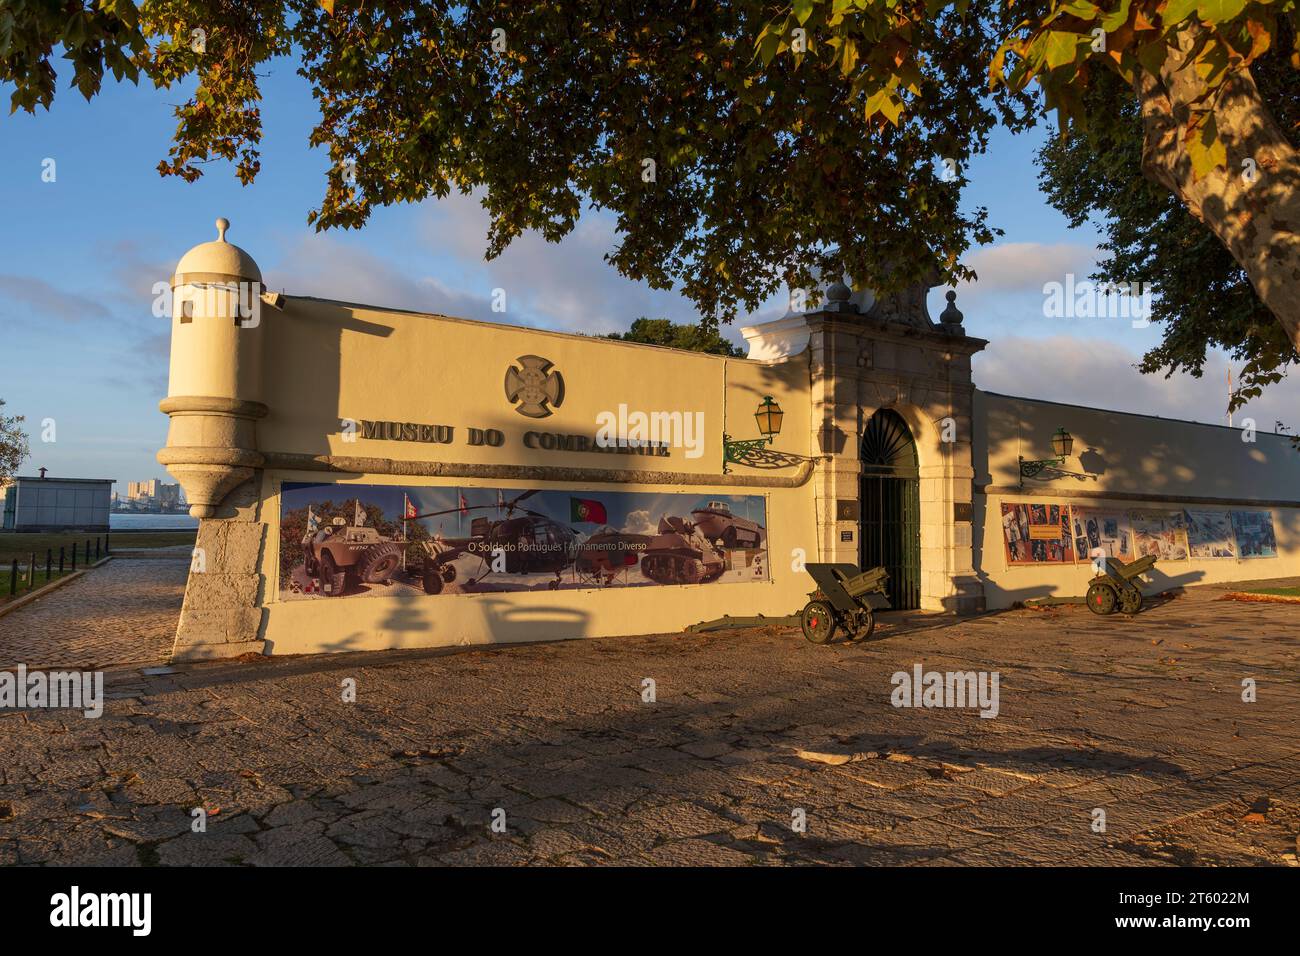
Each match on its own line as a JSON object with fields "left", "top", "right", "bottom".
{"left": 303, "top": 516, "right": 404, "bottom": 597}
{"left": 640, "top": 515, "right": 726, "bottom": 585}
{"left": 280, "top": 483, "right": 773, "bottom": 600}
{"left": 690, "top": 500, "right": 766, "bottom": 549}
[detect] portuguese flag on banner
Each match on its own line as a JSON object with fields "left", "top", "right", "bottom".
{"left": 570, "top": 497, "right": 608, "bottom": 524}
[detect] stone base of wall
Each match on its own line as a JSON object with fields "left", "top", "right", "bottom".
{"left": 944, "top": 575, "right": 986, "bottom": 614}
{"left": 170, "top": 474, "right": 268, "bottom": 661}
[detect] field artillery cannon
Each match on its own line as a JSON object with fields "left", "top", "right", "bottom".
{"left": 799, "top": 563, "right": 891, "bottom": 644}
{"left": 1086, "top": 554, "right": 1157, "bottom": 615}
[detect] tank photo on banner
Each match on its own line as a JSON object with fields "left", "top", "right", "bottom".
{"left": 278, "top": 483, "right": 769, "bottom": 600}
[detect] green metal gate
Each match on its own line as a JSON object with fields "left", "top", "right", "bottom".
{"left": 860, "top": 409, "right": 921, "bottom": 610}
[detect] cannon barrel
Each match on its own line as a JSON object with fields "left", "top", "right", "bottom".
{"left": 1106, "top": 554, "right": 1158, "bottom": 582}
{"left": 834, "top": 566, "right": 889, "bottom": 599}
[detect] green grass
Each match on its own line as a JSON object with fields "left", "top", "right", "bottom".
{"left": 1240, "top": 586, "right": 1300, "bottom": 597}
{"left": 0, "top": 530, "right": 195, "bottom": 566}
{"left": 0, "top": 567, "right": 78, "bottom": 607}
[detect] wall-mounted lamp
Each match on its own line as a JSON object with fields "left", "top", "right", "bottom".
{"left": 724, "top": 396, "right": 785, "bottom": 473}
{"left": 1019, "top": 426, "right": 1092, "bottom": 487}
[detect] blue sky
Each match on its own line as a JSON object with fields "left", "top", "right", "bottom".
{"left": 1, "top": 56, "right": 1295, "bottom": 492}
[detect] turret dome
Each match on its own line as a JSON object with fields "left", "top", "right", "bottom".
{"left": 173, "top": 218, "right": 261, "bottom": 284}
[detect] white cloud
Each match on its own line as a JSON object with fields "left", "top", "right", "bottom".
{"left": 621, "top": 509, "right": 657, "bottom": 535}
{"left": 960, "top": 242, "right": 1100, "bottom": 294}
{"left": 0, "top": 274, "right": 112, "bottom": 323}
{"left": 974, "top": 335, "right": 1300, "bottom": 431}
{"left": 266, "top": 232, "right": 499, "bottom": 322}
{"left": 416, "top": 192, "right": 702, "bottom": 334}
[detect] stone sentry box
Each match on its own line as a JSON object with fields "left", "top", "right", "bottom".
{"left": 158, "top": 220, "right": 986, "bottom": 659}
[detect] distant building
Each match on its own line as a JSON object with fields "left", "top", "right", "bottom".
{"left": 2, "top": 471, "right": 114, "bottom": 532}
{"left": 119, "top": 478, "right": 183, "bottom": 512}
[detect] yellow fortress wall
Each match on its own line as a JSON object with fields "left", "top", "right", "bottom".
{"left": 253, "top": 297, "right": 817, "bottom": 656}
{"left": 157, "top": 219, "right": 1299, "bottom": 659}
{"left": 973, "top": 390, "right": 1300, "bottom": 607}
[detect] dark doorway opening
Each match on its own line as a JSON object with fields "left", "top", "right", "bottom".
{"left": 860, "top": 409, "right": 921, "bottom": 610}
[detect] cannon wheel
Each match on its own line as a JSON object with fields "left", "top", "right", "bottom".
{"left": 1119, "top": 586, "right": 1143, "bottom": 615}
{"left": 1086, "top": 582, "right": 1118, "bottom": 615}
{"left": 800, "top": 600, "right": 837, "bottom": 644}
{"left": 847, "top": 607, "right": 876, "bottom": 642}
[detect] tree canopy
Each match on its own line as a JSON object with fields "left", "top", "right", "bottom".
{"left": 0, "top": 399, "right": 29, "bottom": 485}
{"left": 606, "top": 318, "right": 748, "bottom": 356}
{"left": 3, "top": 1, "right": 1297, "bottom": 380}
{"left": 1037, "top": 15, "right": 1298, "bottom": 410}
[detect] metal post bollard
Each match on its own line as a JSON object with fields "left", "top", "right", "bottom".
{"left": 28, "top": 552, "right": 35, "bottom": 591}
{"left": 71, "top": 545, "right": 76, "bottom": 572}
{"left": 96, "top": 537, "right": 101, "bottom": 560}
{"left": 46, "top": 549, "right": 52, "bottom": 583}
{"left": 59, "top": 546, "right": 65, "bottom": 574}
{"left": 8, "top": 559, "right": 15, "bottom": 596}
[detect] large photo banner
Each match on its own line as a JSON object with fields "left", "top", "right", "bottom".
{"left": 1071, "top": 508, "right": 1132, "bottom": 562}
{"left": 279, "top": 483, "right": 768, "bottom": 600}
{"left": 1129, "top": 509, "right": 1189, "bottom": 560}
{"left": 1231, "top": 510, "right": 1278, "bottom": 558}
{"left": 1001, "top": 502, "right": 1076, "bottom": 565}
{"left": 1184, "top": 510, "right": 1237, "bottom": 559}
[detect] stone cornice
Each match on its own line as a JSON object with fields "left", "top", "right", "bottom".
{"left": 263, "top": 451, "right": 822, "bottom": 489}
{"left": 159, "top": 396, "right": 269, "bottom": 419}
{"left": 805, "top": 312, "right": 989, "bottom": 355}
{"left": 979, "top": 484, "right": 1300, "bottom": 509}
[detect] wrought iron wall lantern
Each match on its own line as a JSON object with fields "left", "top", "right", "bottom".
{"left": 1018, "top": 426, "right": 1094, "bottom": 487}
{"left": 723, "top": 396, "right": 785, "bottom": 473}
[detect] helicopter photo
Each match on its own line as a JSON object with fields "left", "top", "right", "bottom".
{"left": 409, "top": 490, "right": 580, "bottom": 594}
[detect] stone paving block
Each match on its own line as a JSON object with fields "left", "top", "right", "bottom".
{"left": 639, "top": 838, "right": 755, "bottom": 866}
{"left": 426, "top": 838, "right": 532, "bottom": 866}
{"left": 945, "top": 768, "right": 1037, "bottom": 797}
{"left": 247, "top": 823, "right": 351, "bottom": 866}
{"left": 156, "top": 832, "right": 259, "bottom": 866}
{"left": 628, "top": 801, "right": 737, "bottom": 840}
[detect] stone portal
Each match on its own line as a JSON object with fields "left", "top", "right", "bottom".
{"left": 743, "top": 280, "right": 986, "bottom": 613}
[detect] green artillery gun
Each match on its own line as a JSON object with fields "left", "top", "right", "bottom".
{"left": 1086, "top": 554, "right": 1158, "bottom": 616}
{"left": 800, "top": 563, "right": 891, "bottom": 644}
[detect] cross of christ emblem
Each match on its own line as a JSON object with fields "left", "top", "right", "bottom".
{"left": 504, "top": 355, "right": 565, "bottom": 418}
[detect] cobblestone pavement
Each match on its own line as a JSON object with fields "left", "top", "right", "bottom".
{"left": 0, "top": 577, "right": 1295, "bottom": 866}
{"left": 0, "top": 551, "right": 187, "bottom": 670}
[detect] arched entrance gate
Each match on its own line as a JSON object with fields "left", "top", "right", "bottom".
{"left": 860, "top": 409, "right": 921, "bottom": 610}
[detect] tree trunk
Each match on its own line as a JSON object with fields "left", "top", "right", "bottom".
{"left": 1134, "top": 25, "right": 1300, "bottom": 356}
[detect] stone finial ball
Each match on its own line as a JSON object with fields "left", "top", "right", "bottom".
{"left": 216, "top": 217, "right": 230, "bottom": 241}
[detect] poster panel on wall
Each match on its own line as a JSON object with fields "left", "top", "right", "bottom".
{"left": 1070, "top": 508, "right": 1132, "bottom": 562}
{"left": 1184, "top": 510, "right": 1237, "bottom": 558}
{"left": 278, "top": 483, "right": 769, "bottom": 600}
{"left": 1129, "top": 510, "right": 1189, "bottom": 560}
{"left": 1001, "top": 502, "right": 1076, "bottom": 565}
{"left": 1231, "top": 510, "right": 1278, "bottom": 558}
